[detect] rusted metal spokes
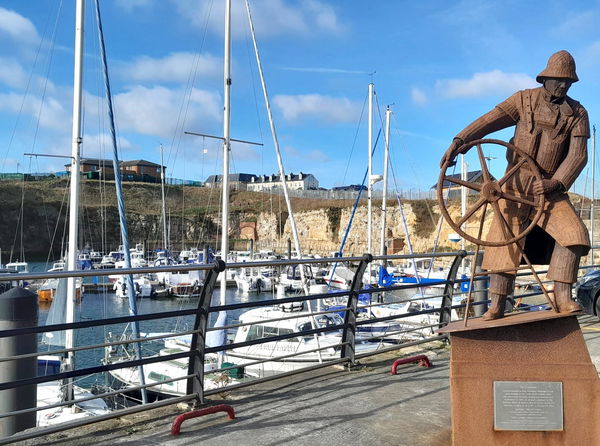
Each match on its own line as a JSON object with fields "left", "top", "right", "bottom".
{"left": 437, "top": 139, "right": 546, "bottom": 247}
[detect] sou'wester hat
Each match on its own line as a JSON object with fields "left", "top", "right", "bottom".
{"left": 536, "top": 50, "right": 578, "bottom": 83}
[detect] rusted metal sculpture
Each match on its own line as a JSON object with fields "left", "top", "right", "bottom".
{"left": 439, "top": 50, "right": 590, "bottom": 321}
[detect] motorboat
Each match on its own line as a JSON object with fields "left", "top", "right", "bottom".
{"left": 103, "top": 334, "right": 244, "bottom": 398}
{"left": 234, "top": 267, "right": 274, "bottom": 293}
{"left": 278, "top": 264, "right": 319, "bottom": 292}
{"left": 98, "top": 255, "right": 116, "bottom": 269}
{"left": 77, "top": 252, "right": 93, "bottom": 270}
{"left": 37, "top": 278, "right": 83, "bottom": 303}
{"left": 163, "top": 269, "right": 202, "bottom": 298}
{"left": 47, "top": 260, "right": 65, "bottom": 272}
{"left": 113, "top": 276, "right": 154, "bottom": 299}
{"left": 6, "top": 261, "right": 29, "bottom": 274}
{"left": 37, "top": 356, "right": 110, "bottom": 426}
{"left": 224, "top": 305, "right": 391, "bottom": 377}
{"left": 325, "top": 264, "right": 355, "bottom": 290}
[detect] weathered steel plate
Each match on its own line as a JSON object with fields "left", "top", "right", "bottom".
{"left": 437, "top": 309, "right": 582, "bottom": 334}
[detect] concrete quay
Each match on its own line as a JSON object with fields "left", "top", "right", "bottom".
{"left": 21, "top": 314, "right": 600, "bottom": 446}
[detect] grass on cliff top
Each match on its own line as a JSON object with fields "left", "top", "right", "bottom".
{"left": 0, "top": 179, "right": 356, "bottom": 215}
{"left": 5, "top": 178, "right": 590, "bottom": 218}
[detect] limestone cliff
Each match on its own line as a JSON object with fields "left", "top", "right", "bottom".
{"left": 0, "top": 179, "right": 587, "bottom": 260}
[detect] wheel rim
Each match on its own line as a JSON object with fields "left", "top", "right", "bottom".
{"left": 437, "top": 138, "right": 546, "bottom": 247}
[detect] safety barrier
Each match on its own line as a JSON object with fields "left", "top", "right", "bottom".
{"left": 0, "top": 249, "right": 592, "bottom": 444}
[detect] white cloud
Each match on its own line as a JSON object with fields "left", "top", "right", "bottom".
{"left": 0, "top": 57, "right": 57, "bottom": 93}
{"left": 81, "top": 132, "right": 136, "bottom": 159}
{"left": 580, "top": 41, "right": 600, "bottom": 67}
{"left": 117, "top": 52, "right": 221, "bottom": 83}
{"left": 284, "top": 145, "right": 330, "bottom": 162}
{"left": 411, "top": 87, "right": 427, "bottom": 106}
{"left": 280, "top": 66, "right": 368, "bottom": 75}
{"left": 0, "top": 7, "right": 40, "bottom": 45}
{"left": 301, "top": 0, "right": 341, "bottom": 33}
{"left": 230, "top": 141, "right": 261, "bottom": 161}
{"left": 284, "top": 145, "right": 302, "bottom": 157}
{"left": 436, "top": 70, "right": 537, "bottom": 98}
{"left": 171, "top": 0, "right": 344, "bottom": 38}
{"left": 556, "top": 10, "right": 597, "bottom": 36}
{"left": 273, "top": 94, "right": 360, "bottom": 123}
{"left": 0, "top": 57, "right": 28, "bottom": 89}
{"left": 0, "top": 92, "right": 69, "bottom": 132}
{"left": 113, "top": 85, "right": 222, "bottom": 137}
{"left": 307, "top": 149, "right": 330, "bottom": 162}
{"left": 115, "top": 0, "right": 154, "bottom": 12}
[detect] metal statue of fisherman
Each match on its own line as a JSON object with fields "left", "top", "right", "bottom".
{"left": 441, "top": 50, "right": 590, "bottom": 320}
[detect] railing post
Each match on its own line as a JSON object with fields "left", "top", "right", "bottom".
{"left": 341, "top": 254, "right": 372, "bottom": 366}
{"left": 186, "top": 260, "right": 226, "bottom": 406}
{"left": 0, "top": 287, "right": 38, "bottom": 438}
{"left": 439, "top": 250, "right": 467, "bottom": 327}
{"left": 472, "top": 250, "right": 487, "bottom": 317}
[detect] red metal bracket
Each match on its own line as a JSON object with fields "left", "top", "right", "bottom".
{"left": 391, "top": 354, "right": 432, "bottom": 375}
{"left": 171, "top": 404, "right": 235, "bottom": 436}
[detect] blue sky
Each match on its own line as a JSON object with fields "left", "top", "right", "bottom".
{"left": 1, "top": 0, "right": 600, "bottom": 194}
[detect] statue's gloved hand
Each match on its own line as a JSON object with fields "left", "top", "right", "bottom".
{"left": 532, "top": 178, "right": 561, "bottom": 195}
{"left": 440, "top": 137, "right": 466, "bottom": 169}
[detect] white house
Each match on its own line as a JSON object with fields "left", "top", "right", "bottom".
{"left": 247, "top": 172, "right": 319, "bottom": 191}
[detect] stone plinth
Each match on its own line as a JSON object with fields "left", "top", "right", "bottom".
{"left": 438, "top": 311, "right": 600, "bottom": 445}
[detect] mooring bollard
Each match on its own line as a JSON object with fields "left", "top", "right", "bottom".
{"left": 0, "top": 287, "right": 39, "bottom": 437}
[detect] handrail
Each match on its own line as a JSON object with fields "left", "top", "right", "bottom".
{"left": 0, "top": 249, "right": 596, "bottom": 443}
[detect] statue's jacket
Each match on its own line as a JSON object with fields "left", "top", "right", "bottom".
{"left": 455, "top": 87, "right": 590, "bottom": 271}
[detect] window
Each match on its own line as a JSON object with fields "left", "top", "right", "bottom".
{"left": 148, "top": 371, "right": 174, "bottom": 386}
{"left": 246, "top": 325, "right": 296, "bottom": 341}
{"left": 247, "top": 325, "right": 263, "bottom": 341}
{"left": 298, "top": 322, "right": 312, "bottom": 333}
{"left": 407, "top": 302, "right": 422, "bottom": 313}
{"left": 263, "top": 326, "right": 278, "bottom": 338}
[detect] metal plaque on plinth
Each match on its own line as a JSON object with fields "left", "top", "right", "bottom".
{"left": 493, "top": 381, "right": 563, "bottom": 431}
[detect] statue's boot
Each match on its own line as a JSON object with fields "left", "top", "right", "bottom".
{"left": 482, "top": 292, "right": 507, "bottom": 320}
{"left": 553, "top": 281, "right": 581, "bottom": 313}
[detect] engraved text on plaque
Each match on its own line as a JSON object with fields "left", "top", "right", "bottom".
{"left": 493, "top": 381, "right": 563, "bottom": 431}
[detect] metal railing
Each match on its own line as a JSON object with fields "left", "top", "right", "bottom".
{"left": 0, "top": 249, "right": 595, "bottom": 444}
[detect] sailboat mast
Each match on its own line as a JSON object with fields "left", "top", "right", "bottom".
{"left": 93, "top": 0, "right": 147, "bottom": 404}
{"left": 591, "top": 125, "right": 596, "bottom": 265}
{"left": 65, "top": 0, "right": 85, "bottom": 386}
{"left": 245, "top": 0, "right": 322, "bottom": 363}
{"left": 367, "top": 83, "right": 374, "bottom": 256}
{"left": 160, "top": 144, "right": 168, "bottom": 251}
{"left": 379, "top": 107, "right": 391, "bottom": 262}
{"left": 220, "top": 0, "right": 232, "bottom": 306}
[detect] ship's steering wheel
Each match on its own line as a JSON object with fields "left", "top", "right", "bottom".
{"left": 436, "top": 139, "right": 546, "bottom": 247}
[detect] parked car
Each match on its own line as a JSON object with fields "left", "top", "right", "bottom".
{"left": 574, "top": 269, "right": 600, "bottom": 319}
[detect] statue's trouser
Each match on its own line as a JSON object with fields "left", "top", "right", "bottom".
{"left": 484, "top": 244, "right": 584, "bottom": 319}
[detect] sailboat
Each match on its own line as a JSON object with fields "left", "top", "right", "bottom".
{"left": 36, "top": 0, "right": 139, "bottom": 422}
{"left": 107, "top": 0, "right": 385, "bottom": 394}
{"left": 104, "top": 0, "right": 241, "bottom": 395}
